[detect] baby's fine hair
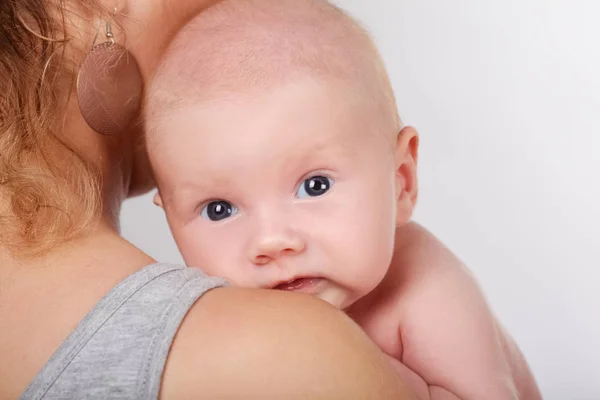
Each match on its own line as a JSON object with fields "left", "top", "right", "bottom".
{"left": 146, "top": 0, "right": 400, "bottom": 137}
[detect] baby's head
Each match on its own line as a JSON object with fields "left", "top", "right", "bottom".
{"left": 145, "top": 0, "right": 418, "bottom": 309}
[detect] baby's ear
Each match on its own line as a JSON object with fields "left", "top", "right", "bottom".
{"left": 153, "top": 191, "right": 164, "bottom": 208}
{"left": 394, "top": 126, "right": 419, "bottom": 226}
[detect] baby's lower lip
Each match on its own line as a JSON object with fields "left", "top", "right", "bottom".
{"left": 274, "top": 278, "right": 323, "bottom": 293}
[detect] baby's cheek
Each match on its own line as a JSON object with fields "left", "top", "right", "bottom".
{"left": 178, "top": 224, "right": 255, "bottom": 284}
{"left": 175, "top": 227, "right": 220, "bottom": 268}
{"left": 331, "top": 188, "right": 395, "bottom": 294}
{"left": 191, "top": 246, "right": 233, "bottom": 276}
{"left": 338, "top": 231, "right": 393, "bottom": 296}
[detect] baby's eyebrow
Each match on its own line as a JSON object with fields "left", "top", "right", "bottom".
{"left": 174, "top": 173, "right": 234, "bottom": 195}
{"left": 301, "top": 133, "right": 358, "bottom": 160}
{"left": 167, "top": 179, "right": 234, "bottom": 216}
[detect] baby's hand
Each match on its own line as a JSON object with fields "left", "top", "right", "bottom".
{"left": 383, "top": 353, "right": 429, "bottom": 400}
{"left": 384, "top": 354, "right": 463, "bottom": 400}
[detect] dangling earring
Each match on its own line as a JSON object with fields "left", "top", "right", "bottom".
{"left": 77, "top": 9, "right": 143, "bottom": 135}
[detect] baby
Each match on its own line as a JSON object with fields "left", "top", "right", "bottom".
{"left": 144, "top": 0, "right": 541, "bottom": 399}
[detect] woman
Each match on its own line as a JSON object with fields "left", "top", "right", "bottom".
{"left": 0, "top": 0, "right": 414, "bottom": 398}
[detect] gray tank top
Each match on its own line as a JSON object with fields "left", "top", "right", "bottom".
{"left": 20, "top": 263, "right": 228, "bottom": 400}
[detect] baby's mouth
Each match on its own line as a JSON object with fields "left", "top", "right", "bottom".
{"left": 273, "top": 277, "right": 323, "bottom": 293}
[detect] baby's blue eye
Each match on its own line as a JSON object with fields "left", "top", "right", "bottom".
{"left": 296, "top": 176, "right": 334, "bottom": 198}
{"left": 201, "top": 200, "right": 238, "bottom": 221}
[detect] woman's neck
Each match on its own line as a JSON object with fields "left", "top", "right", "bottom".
{"left": 0, "top": 218, "right": 149, "bottom": 269}
{"left": 0, "top": 123, "right": 136, "bottom": 263}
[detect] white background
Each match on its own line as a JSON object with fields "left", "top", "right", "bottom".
{"left": 121, "top": 1, "right": 600, "bottom": 398}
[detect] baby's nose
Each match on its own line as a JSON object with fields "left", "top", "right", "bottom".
{"left": 248, "top": 225, "right": 305, "bottom": 266}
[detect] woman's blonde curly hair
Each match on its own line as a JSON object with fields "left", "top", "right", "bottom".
{"left": 0, "top": 0, "right": 109, "bottom": 256}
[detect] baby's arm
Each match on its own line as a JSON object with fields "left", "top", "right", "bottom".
{"left": 392, "top": 224, "right": 541, "bottom": 399}
{"left": 399, "top": 265, "right": 517, "bottom": 399}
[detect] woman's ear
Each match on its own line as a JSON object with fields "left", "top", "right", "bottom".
{"left": 153, "top": 191, "right": 164, "bottom": 208}
{"left": 394, "top": 126, "right": 419, "bottom": 226}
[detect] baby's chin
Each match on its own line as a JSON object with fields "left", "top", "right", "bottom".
{"left": 316, "top": 285, "right": 360, "bottom": 310}
{"left": 269, "top": 278, "right": 359, "bottom": 310}
{"left": 224, "top": 275, "right": 363, "bottom": 309}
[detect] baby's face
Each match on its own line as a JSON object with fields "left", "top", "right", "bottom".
{"left": 151, "top": 78, "right": 401, "bottom": 309}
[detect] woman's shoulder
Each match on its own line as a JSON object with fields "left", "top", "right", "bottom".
{"left": 17, "top": 262, "right": 227, "bottom": 399}
{"left": 160, "top": 287, "right": 414, "bottom": 399}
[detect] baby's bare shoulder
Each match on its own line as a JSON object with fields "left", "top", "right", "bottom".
{"left": 388, "top": 222, "right": 474, "bottom": 295}
{"left": 391, "top": 223, "right": 501, "bottom": 342}
{"left": 390, "top": 223, "right": 540, "bottom": 399}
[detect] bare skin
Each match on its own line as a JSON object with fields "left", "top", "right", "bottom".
{"left": 0, "top": 0, "right": 415, "bottom": 398}
{"left": 144, "top": 2, "right": 542, "bottom": 398}
{"left": 347, "top": 223, "right": 542, "bottom": 400}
